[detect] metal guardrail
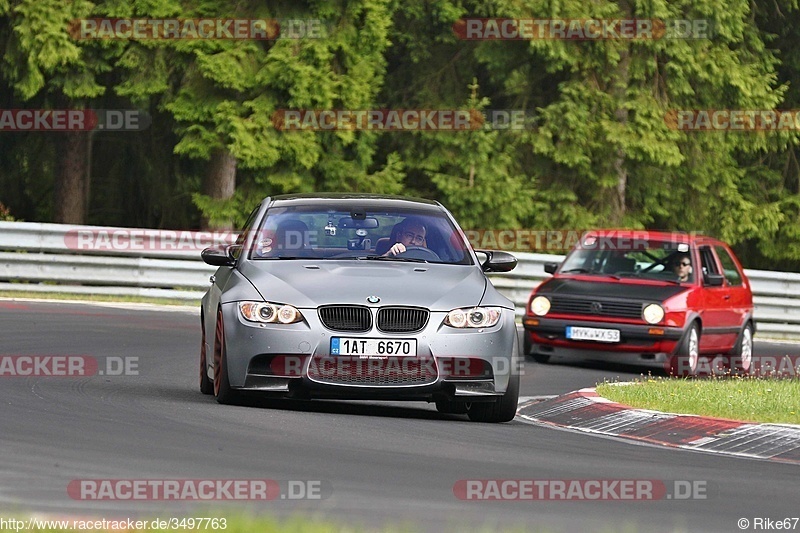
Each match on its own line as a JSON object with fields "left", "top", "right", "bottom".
{"left": 1, "top": 221, "right": 799, "bottom": 339}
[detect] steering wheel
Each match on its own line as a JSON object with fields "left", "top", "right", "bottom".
{"left": 397, "top": 245, "right": 440, "bottom": 261}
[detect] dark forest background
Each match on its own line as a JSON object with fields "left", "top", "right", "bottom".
{"left": 2, "top": 0, "right": 800, "bottom": 270}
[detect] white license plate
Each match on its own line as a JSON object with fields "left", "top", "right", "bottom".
{"left": 565, "top": 326, "right": 621, "bottom": 343}
{"left": 330, "top": 338, "right": 417, "bottom": 357}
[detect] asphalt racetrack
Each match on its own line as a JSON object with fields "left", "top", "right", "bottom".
{"left": 1, "top": 300, "right": 798, "bottom": 532}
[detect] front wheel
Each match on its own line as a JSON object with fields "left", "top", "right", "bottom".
{"left": 199, "top": 315, "right": 213, "bottom": 395}
{"left": 668, "top": 322, "right": 700, "bottom": 377}
{"left": 467, "top": 342, "right": 520, "bottom": 422}
{"left": 728, "top": 323, "right": 754, "bottom": 375}
{"left": 213, "top": 309, "right": 241, "bottom": 405}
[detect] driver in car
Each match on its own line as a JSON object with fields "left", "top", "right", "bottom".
{"left": 384, "top": 217, "right": 427, "bottom": 256}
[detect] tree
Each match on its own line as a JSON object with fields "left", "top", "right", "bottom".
{"left": 1, "top": 0, "right": 116, "bottom": 223}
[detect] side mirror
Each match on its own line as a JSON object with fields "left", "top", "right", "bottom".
{"left": 477, "top": 250, "right": 517, "bottom": 272}
{"left": 201, "top": 245, "right": 237, "bottom": 267}
{"left": 704, "top": 273, "right": 725, "bottom": 287}
{"left": 544, "top": 262, "right": 560, "bottom": 275}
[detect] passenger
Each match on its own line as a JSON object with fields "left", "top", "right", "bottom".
{"left": 255, "top": 220, "right": 309, "bottom": 257}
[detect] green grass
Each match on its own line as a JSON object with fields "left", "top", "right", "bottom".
{"left": 0, "top": 290, "right": 196, "bottom": 307}
{"left": 597, "top": 376, "right": 800, "bottom": 424}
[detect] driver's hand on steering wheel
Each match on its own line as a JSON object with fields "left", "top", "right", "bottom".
{"left": 385, "top": 243, "right": 406, "bottom": 256}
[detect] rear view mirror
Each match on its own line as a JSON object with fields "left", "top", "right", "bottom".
{"left": 338, "top": 216, "right": 379, "bottom": 229}
{"left": 544, "top": 262, "right": 560, "bottom": 275}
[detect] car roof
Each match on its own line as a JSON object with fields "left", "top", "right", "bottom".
{"left": 581, "top": 229, "right": 720, "bottom": 245}
{"left": 266, "top": 193, "right": 445, "bottom": 212}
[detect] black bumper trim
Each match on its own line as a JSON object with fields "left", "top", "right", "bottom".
{"left": 524, "top": 317, "right": 684, "bottom": 342}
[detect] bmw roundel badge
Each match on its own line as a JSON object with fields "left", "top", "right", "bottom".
{"left": 367, "top": 295, "right": 380, "bottom": 303}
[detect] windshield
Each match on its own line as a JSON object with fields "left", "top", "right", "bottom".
{"left": 248, "top": 205, "right": 473, "bottom": 265}
{"left": 560, "top": 236, "right": 694, "bottom": 283}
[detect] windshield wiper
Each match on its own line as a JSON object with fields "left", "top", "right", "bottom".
{"left": 361, "top": 255, "right": 428, "bottom": 263}
{"left": 256, "top": 256, "right": 308, "bottom": 260}
{"left": 561, "top": 268, "right": 592, "bottom": 273}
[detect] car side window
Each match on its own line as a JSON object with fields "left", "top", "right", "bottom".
{"left": 714, "top": 245, "right": 743, "bottom": 286}
{"left": 699, "top": 246, "right": 719, "bottom": 284}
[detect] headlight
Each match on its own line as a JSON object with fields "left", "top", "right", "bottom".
{"left": 445, "top": 307, "right": 502, "bottom": 328}
{"left": 239, "top": 301, "right": 304, "bottom": 324}
{"left": 642, "top": 303, "right": 664, "bottom": 325}
{"left": 530, "top": 296, "right": 551, "bottom": 316}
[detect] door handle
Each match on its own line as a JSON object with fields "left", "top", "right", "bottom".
{"left": 723, "top": 294, "right": 731, "bottom": 300}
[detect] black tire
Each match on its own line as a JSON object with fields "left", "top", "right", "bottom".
{"left": 199, "top": 314, "right": 213, "bottom": 395}
{"left": 213, "top": 309, "right": 241, "bottom": 405}
{"left": 467, "top": 341, "right": 520, "bottom": 423}
{"left": 668, "top": 322, "right": 701, "bottom": 377}
{"left": 728, "top": 322, "right": 754, "bottom": 375}
{"left": 435, "top": 399, "right": 469, "bottom": 415}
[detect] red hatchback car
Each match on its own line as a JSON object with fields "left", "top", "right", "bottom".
{"left": 522, "top": 230, "right": 755, "bottom": 376}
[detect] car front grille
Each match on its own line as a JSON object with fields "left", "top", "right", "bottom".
{"left": 550, "top": 297, "right": 643, "bottom": 319}
{"left": 318, "top": 305, "right": 372, "bottom": 332}
{"left": 307, "top": 355, "right": 438, "bottom": 386}
{"left": 377, "top": 307, "right": 429, "bottom": 333}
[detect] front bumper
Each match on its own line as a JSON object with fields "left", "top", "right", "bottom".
{"left": 523, "top": 316, "right": 683, "bottom": 356}
{"left": 218, "top": 302, "right": 518, "bottom": 401}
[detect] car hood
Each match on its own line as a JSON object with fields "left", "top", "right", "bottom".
{"left": 538, "top": 277, "right": 689, "bottom": 301}
{"left": 237, "top": 260, "right": 487, "bottom": 310}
